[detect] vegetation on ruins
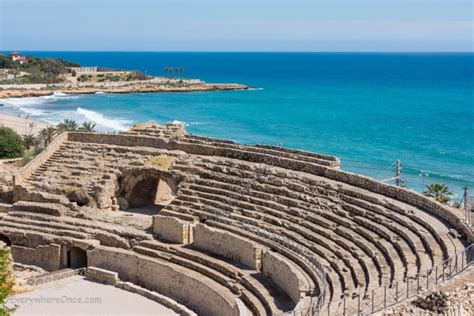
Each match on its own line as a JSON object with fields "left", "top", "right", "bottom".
{"left": 22, "top": 147, "right": 44, "bottom": 165}
{"left": 0, "top": 127, "right": 25, "bottom": 159}
{"left": 423, "top": 183, "right": 452, "bottom": 204}
{"left": 145, "top": 155, "right": 175, "bottom": 170}
{"left": 0, "top": 247, "right": 14, "bottom": 315}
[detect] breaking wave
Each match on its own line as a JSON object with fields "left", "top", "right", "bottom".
{"left": 171, "top": 120, "right": 187, "bottom": 126}
{"left": 0, "top": 92, "right": 78, "bottom": 116}
{"left": 76, "top": 107, "right": 132, "bottom": 131}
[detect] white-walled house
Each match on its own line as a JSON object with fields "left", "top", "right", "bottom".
{"left": 10, "top": 51, "right": 28, "bottom": 64}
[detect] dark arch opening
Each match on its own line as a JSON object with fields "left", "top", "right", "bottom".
{"left": 67, "top": 247, "right": 87, "bottom": 269}
{"left": 0, "top": 234, "right": 11, "bottom": 246}
{"left": 128, "top": 177, "right": 160, "bottom": 208}
{"left": 66, "top": 190, "right": 90, "bottom": 207}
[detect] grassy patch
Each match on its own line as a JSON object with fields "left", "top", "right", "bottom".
{"left": 145, "top": 155, "right": 174, "bottom": 170}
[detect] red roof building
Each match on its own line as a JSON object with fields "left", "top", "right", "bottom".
{"left": 10, "top": 51, "right": 28, "bottom": 64}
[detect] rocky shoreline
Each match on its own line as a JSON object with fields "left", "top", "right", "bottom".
{"left": 0, "top": 80, "right": 249, "bottom": 99}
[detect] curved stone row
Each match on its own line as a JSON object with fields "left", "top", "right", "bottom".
{"left": 0, "top": 210, "right": 295, "bottom": 315}
{"left": 3, "top": 127, "right": 471, "bottom": 316}
{"left": 169, "top": 158, "right": 452, "bottom": 296}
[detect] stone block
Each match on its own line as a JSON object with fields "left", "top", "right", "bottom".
{"left": 153, "top": 215, "right": 192, "bottom": 244}
{"left": 192, "top": 223, "right": 263, "bottom": 270}
{"left": 86, "top": 266, "right": 118, "bottom": 286}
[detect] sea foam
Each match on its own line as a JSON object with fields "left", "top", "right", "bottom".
{"left": 76, "top": 107, "right": 131, "bottom": 131}
{"left": 1, "top": 92, "right": 77, "bottom": 115}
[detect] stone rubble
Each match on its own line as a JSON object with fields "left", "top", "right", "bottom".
{"left": 388, "top": 282, "right": 473, "bottom": 316}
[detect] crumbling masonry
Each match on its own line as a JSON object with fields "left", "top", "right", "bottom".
{"left": 0, "top": 121, "right": 472, "bottom": 315}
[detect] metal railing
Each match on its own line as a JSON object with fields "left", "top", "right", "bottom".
{"left": 234, "top": 221, "right": 329, "bottom": 307}
{"left": 285, "top": 243, "right": 473, "bottom": 316}
{"left": 205, "top": 201, "right": 330, "bottom": 307}
{"left": 26, "top": 268, "right": 87, "bottom": 287}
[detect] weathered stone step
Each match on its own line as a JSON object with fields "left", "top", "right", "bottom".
{"left": 178, "top": 188, "right": 368, "bottom": 291}
{"left": 0, "top": 219, "right": 90, "bottom": 239}
{"left": 138, "top": 240, "right": 285, "bottom": 315}
{"left": 7, "top": 211, "right": 151, "bottom": 240}
{"left": 12, "top": 201, "right": 68, "bottom": 216}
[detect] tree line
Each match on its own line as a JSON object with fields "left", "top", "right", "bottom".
{"left": 0, "top": 119, "right": 96, "bottom": 160}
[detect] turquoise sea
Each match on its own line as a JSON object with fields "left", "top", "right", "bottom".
{"left": 1, "top": 52, "right": 473, "bottom": 197}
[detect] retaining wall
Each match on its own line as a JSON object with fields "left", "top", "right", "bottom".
{"left": 68, "top": 132, "right": 169, "bottom": 149}
{"left": 193, "top": 223, "right": 263, "bottom": 270}
{"left": 262, "top": 250, "right": 311, "bottom": 306}
{"left": 87, "top": 245, "right": 239, "bottom": 316}
{"left": 11, "top": 244, "right": 61, "bottom": 271}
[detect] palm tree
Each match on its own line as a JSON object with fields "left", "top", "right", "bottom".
{"left": 22, "top": 134, "right": 37, "bottom": 149}
{"left": 79, "top": 121, "right": 96, "bottom": 133}
{"left": 40, "top": 126, "right": 58, "bottom": 146}
{"left": 423, "top": 183, "right": 452, "bottom": 204}
{"left": 165, "top": 67, "right": 173, "bottom": 78}
{"left": 57, "top": 119, "right": 78, "bottom": 132}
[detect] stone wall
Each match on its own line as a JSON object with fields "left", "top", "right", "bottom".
{"left": 56, "top": 132, "right": 473, "bottom": 243}
{"left": 86, "top": 267, "right": 118, "bottom": 286}
{"left": 13, "top": 132, "right": 68, "bottom": 186}
{"left": 87, "top": 246, "right": 239, "bottom": 316}
{"left": 256, "top": 144, "right": 339, "bottom": 163}
{"left": 67, "top": 132, "right": 169, "bottom": 150}
{"left": 262, "top": 250, "right": 311, "bottom": 306}
{"left": 193, "top": 223, "right": 263, "bottom": 270}
{"left": 153, "top": 215, "right": 192, "bottom": 244}
{"left": 171, "top": 140, "right": 473, "bottom": 244}
{"left": 11, "top": 244, "right": 61, "bottom": 271}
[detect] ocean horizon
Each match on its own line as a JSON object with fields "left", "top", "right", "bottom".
{"left": 1, "top": 52, "right": 473, "bottom": 197}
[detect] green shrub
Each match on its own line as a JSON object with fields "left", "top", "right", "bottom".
{"left": 0, "top": 127, "right": 25, "bottom": 159}
{"left": 0, "top": 247, "right": 15, "bottom": 315}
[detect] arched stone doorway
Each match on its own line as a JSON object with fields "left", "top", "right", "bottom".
{"left": 118, "top": 169, "right": 177, "bottom": 214}
{"left": 67, "top": 247, "right": 87, "bottom": 269}
{"left": 0, "top": 234, "right": 11, "bottom": 246}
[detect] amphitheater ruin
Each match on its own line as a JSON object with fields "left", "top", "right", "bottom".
{"left": 0, "top": 122, "right": 472, "bottom": 315}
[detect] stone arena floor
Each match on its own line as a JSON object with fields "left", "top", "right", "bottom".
{"left": 9, "top": 278, "right": 179, "bottom": 315}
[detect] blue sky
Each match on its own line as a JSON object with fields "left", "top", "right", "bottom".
{"left": 0, "top": 0, "right": 472, "bottom": 52}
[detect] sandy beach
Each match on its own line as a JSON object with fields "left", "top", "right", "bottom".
{"left": 0, "top": 112, "right": 51, "bottom": 136}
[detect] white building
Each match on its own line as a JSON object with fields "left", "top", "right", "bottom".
{"left": 10, "top": 51, "right": 28, "bottom": 64}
